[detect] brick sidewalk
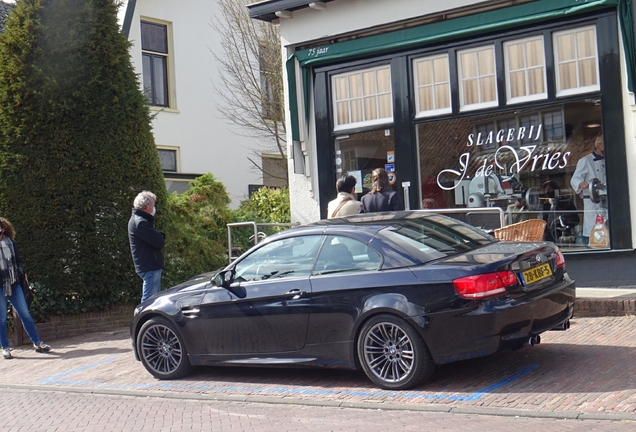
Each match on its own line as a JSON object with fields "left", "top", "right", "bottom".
{"left": 1, "top": 315, "right": 635, "bottom": 421}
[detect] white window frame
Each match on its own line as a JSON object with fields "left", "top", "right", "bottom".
{"left": 457, "top": 45, "right": 498, "bottom": 112}
{"left": 140, "top": 17, "right": 177, "bottom": 110}
{"left": 553, "top": 25, "right": 600, "bottom": 97}
{"left": 156, "top": 145, "right": 180, "bottom": 172}
{"left": 504, "top": 36, "right": 548, "bottom": 104}
{"left": 331, "top": 65, "right": 393, "bottom": 131}
{"left": 413, "top": 54, "right": 452, "bottom": 118}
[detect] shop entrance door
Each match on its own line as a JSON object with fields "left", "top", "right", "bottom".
{"left": 334, "top": 128, "right": 396, "bottom": 199}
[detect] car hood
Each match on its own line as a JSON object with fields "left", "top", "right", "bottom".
{"left": 141, "top": 270, "right": 219, "bottom": 305}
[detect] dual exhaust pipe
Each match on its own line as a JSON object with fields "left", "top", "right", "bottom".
{"left": 550, "top": 319, "right": 571, "bottom": 331}
{"left": 525, "top": 319, "right": 570, "bottom": 347}
{"left": 526, "top": 335, "right": 541, "bottom": 346}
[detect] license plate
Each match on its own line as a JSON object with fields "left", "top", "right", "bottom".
{"left": 521, "top": 263, "right": 553, "bottom": 285}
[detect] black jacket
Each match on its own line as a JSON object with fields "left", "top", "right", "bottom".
{"left": 128, "top": 209, "right": 165, "bottom": 273}
{"left": 360, "top": 190, "right": 403, "bottom": 213}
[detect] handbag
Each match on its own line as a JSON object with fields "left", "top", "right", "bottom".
{"left": 19, "top": 273, "right": 33, "bottom": 308}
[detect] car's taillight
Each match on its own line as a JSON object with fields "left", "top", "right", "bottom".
{"left": 555, "top": 250, "right": 566, "bottom": 270}
{"left": 453, "top": 271, "right": 517, "bottom": 299}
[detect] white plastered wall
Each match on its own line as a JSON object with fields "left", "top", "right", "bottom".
{"left": 127, "top": 0, "right": 261, "bottom": 206}
{"left": 278, "top": 0, "right": 492, "bottom": 47}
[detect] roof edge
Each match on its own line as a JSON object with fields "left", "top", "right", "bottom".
{"left": 248, "top": 0, "right": 337, "bottom": 22}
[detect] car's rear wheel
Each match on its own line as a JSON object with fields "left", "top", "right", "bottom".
{"left": 138, "top": 317, "right": 193, "bottom": 380}
{"left": 357, "top": 314, "right": 435, "bottom": 390}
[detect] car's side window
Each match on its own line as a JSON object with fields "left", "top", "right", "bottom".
{"left": 234, "top": 235, "right": 324, "bottom": 282}
{"left": 313, "top": 235, "right": 382, "bottom": 275}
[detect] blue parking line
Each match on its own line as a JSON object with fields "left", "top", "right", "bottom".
{"left": 39, "top": 357, "right": 119, "bottom": 383}
{"left": 38, "top": 357, "right": 540, "bottom": 401}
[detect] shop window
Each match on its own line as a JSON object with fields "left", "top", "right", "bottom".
{"left": 413, "top": 54, "right": 451, "bottom": 117}
{"left": 458, "top": 45, "right": 497, "bottom": 111}
{"left": 141, "top": 20, "right": 172, "bottom": 107}
{"left": 504, "top": 36, "right": 547, "bottom": 104}
{"left": 332, "top": 66, "right": 393, "bottom": 130}
{"left": 553, "top": 26, "right": 599, "bottom": 97}
{"left": 417, "top": 99, "right": 607, "bottom": 252}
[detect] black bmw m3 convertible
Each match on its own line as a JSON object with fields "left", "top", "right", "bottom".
{"left": 131, "top": 211, "right": 575, "bottom": 390}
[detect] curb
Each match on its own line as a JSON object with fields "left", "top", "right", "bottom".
{"left": 2, "top": 384, "right": 636, "bottom": 422}
{"left": 574, "top": 297, "right": 636, "bottom": 317}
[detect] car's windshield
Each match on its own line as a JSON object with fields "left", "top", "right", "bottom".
{"left": 377, "top": 214, "right": 495, "bottom": 263}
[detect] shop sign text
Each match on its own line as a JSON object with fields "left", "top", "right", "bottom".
{"left": 437, "top": 124, "right": 571, "bottom": 190}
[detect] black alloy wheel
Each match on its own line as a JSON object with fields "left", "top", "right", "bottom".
{"left": 357, "top": 314, "right": 435, "bottom": 390}
{"left": 138, "top": 317, "right": 193, "bottom": 380}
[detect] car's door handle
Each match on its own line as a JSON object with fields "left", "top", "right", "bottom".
{"left": 285, "top": 289, "right": 306, "bottom": 300}
{"left": 182, "top": 308, "right": 200, "bottom": 317}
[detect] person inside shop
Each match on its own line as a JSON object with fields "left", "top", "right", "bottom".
{"left": 327, "top": 174, "right": 361, "bottom": 219}
{"left": 570, "top": 134, "right": 606, "bottom": 244}
{"left": 505, "top": 197, "right": 531, "bottom": 225}
{"left": 360, "top": 168, "right": 404, "bottom": 213}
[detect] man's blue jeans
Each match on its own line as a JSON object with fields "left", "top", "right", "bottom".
{"left": 138, "top": 269, "right": 162, "bottom": 303}
{"left": 0, "top": 284, "right": 42, "bottom": 349}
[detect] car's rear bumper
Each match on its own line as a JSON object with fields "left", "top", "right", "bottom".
{"left": 423, "top": 275, "right": 576, "bottom": 364}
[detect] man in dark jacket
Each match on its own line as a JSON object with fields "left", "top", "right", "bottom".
{"left": 128, "top": 191, "right": 165, "bottom": 302}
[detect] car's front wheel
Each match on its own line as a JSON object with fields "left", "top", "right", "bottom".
{"left": 357, "top": 314, "right": 436, "bottom": 390}
{"left": 138, "top": 317, "right": 193, "bottom": 380}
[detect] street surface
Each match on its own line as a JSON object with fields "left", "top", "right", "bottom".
{"left": 0, "top": 316, "right": 635, "bottom": 431}
{"left": 1, "top": 388, "right": 634, "bottom": 431}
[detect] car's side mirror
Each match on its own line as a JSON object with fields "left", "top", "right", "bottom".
{"left": 214, "top": 270, "right": 234, "bottom": 288}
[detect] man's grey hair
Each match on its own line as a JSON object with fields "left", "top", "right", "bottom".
{"left": 133, "top": 191, "right": 157, "bottom": 210}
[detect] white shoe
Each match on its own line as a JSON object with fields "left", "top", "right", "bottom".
{"left": 2, "top": 348, "right": 12, "bottom": 359}
{"left": 34, "top": 341, "right": 51, "bottom": 353}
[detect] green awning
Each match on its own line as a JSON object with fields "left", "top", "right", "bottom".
{"left": 287, "top": 0, "right": 633, "bottom": 141}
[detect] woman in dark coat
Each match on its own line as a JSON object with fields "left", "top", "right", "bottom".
{"left": 0, "top": 217, "right": 50, "bottom": 359}
{"left": 360, "top": 168, "right": 404, "bottom": 213}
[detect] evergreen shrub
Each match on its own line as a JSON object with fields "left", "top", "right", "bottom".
{"left": 161, "top": 174, "right": 232, "bottom": 288}
{"left": 0, "top": 0, "right": 166, "bottom": 318}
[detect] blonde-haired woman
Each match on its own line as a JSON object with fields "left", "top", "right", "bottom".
{"left": 0, "top": 217, "right": 50, "bottom": 359}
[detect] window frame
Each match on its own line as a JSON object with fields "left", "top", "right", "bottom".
{"left": 156, "top": 145, "right": 180, "bottom": 173}
{"left": 553, "top": 25, "right": 600, "bottom": 97}
{"left": 331, "top": 65, "right": 393, "bottom": 131}
{"left": 457, "top": 45, "right": 499, "bottom": 112}
{"left": 503, "top": 35, "right": 548, "bottom": 104}
{"left": 413, "top": 54, "right": 452, "bottom": 118}
{"left": 140, "top": 18, "right": 176, "bottom": 109}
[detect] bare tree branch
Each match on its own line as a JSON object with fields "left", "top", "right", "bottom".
{"left": 211, "top": 0, "right": 288, "bottom": 184}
